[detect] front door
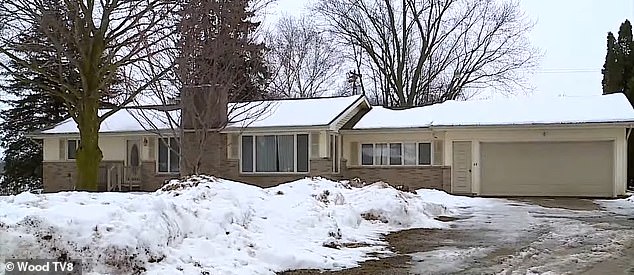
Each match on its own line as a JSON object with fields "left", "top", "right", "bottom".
{"left": 126, "top": 139, "right": 142, "bottom": 184}
{"left": 452, "top": 141, "right": 472, "bottom": 194}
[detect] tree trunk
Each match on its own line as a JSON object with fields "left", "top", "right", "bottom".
{"left": 75, "top": 101, "right": 103, "bottom": 191}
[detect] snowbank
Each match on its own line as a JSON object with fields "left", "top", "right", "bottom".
{"left": 0, "top": 176, "right": 451, "bottom": 274}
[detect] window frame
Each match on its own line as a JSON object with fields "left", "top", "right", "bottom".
{"left": 358, "top": 142, "right": 435, "bottom": 167}
{"left": 156, "top": 137, "right": 180, "bottom": 174}
{"left": 66, "top": 139, "right": 80, "bottom": 160}
{"left": 240, "top": 133, "right": 311, "bottom": 174}
{"left": 330, "top": 134, "right": 341, "bottom": 174}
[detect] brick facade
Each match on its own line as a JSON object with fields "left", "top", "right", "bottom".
{"left": 43, "top": 160, "right": 177, "bottom": 193}
{"left": 43, "top": 162, "right": 77, "bottom": 192}
{"left": 44, "top": 131, "right": 451, "bottom": 193}
{"left": 180, "top": 132, "right": 450, "bottom": 192}
{"left": 140, "top": 161, "right": 179, "bottom": 191}
{"left": 343, "top": 165, "right": 451, "bottom": 191}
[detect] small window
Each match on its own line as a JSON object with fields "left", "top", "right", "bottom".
{"left": 361, "top": 144, "right": 374, "bottom": 165}
{"left": 158, "top": 137, "right": 180, "bottom": 173}
{"left": 418, "top": 143, "right": 432, "bottom": 165}
{"left": 297, "top": 134, "right": 309, "bottom": 173}
{"left": 67, "top": 140, "right": 79, "bottom": 160}
{"left": 242, "top": 136, "right": 254, "bottom": 172}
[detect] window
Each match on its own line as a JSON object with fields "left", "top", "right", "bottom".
{"left": 67, "top": 139, "right": 79, "bottom": 160}
{"left": 330, "top": 134, "right": 340, "bottom": 173}
{"left": 361, "top": 142, "right": 433, "bottom": 166}
{"left": 374, "top": 143, "right": 388, "bottom": 165}
{"left": 297, "top": 134, "right": 309, "bottom": 172}
{"left": 418, "top": 143, "right": 432, "bottom": 165}
{"left": 241, "top": 134, "right": 309, "bottom": 173}
{"left": 361, "top": 144, "right": 373, "bottom": 165}
{"left": 389, "top": 143, "right": 402, "bottom": 165}
{"left": 158, "top": 137, "right": 180, "bottom": 173}
{"left": 403, "top": 143, "right": 417, "bottom": 165}
{"left": 241, "top": 136, "right": 254, "bottom": 172}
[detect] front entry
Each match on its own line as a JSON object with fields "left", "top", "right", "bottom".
{"left": 125, "top": 139, "right": 142, "bottom": 188}
{"left": 452, "top": 141, "right": 472, "bottom": 194}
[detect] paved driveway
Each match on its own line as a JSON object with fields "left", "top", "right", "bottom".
{"left": 404, "top": 197, "right": 634, "bottom": 274}
{"left": 282, "top": 196, "right": 634, "bottom": 275}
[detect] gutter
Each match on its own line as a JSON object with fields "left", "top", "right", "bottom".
{"left": 345, "top": 121, "right": 634, "bottom": 133}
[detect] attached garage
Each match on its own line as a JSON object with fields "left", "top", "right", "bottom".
{"left": 351, "top": 93, "right": 634, "bottom": 197}
{"left": 479, "top": 141, "right": 614, "bottom": 197}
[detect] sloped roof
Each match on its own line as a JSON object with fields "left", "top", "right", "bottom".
{"left": 226, "top": 95, "right": 364, "bottom": 129}
{"left": 38, "top": 95, "right": 365, "bottom": 135}
{"left": 40, "top": 109, "right": 178, "bottom": 134}
{"left": 353, "top": 93, "right": 634, "bottom": 129}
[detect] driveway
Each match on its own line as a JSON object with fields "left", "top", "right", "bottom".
{"left": 405, "top": 197, "right": 634, "bottom": 274}
{"left": 282, "top": 196, "right": 634, "bottom": 275}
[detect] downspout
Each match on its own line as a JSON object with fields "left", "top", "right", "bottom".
{"left": 626, "top": 125, "right": 633, "bottom": 193}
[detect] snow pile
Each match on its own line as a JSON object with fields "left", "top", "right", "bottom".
{"left": 0, "top": 176, "right": 450, "bottom": 274}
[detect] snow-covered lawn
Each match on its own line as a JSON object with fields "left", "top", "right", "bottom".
{"left": 0, "top": 176, "right": 452, "bottom": 274}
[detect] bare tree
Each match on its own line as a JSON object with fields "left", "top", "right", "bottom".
{"left": 267, "top": 15, "right": 343, "bottom": 98}
{"left": 0, "top": 0, "right": 178, "bottom": 190}
{"left": 132, "top": 0, "right": 272, "bottom": 175}
{"left": 314, "top": 0, "right": 538, "bottom": 107}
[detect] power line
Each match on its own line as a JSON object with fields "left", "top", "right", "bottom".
{"left": 535, "top": 69, "right": 600, "bottom": 74}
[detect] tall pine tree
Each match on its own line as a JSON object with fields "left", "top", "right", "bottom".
{"left": 0, "top": 25, "right": 69, "bottom": 195}
{"left": 602, "top": 32, "right": 623, "bottom": 94}
{"left": 602, "top": 19, "right": 634, "bottom": 187}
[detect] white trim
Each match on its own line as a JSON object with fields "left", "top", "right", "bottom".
{"left": 223, "top": 126, "right": 329, "bottom": 134}
{"left": 328, "top": 95, "right": 370, "bottom": 131}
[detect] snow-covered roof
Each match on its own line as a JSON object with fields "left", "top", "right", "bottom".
{"left": 38, "top": 95, "right": 365, "bottom": 135}
{"left": 353, "top": 93, "right": 634, "bottom": 129}
{"left": 226, "top": 95, "right": 364, "bottom": 129}
{"left": 40, "top": 109, "right": 179, "bottom": 134}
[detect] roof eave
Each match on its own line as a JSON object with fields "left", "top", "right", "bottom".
{"left": 327, "top": 95, "right": 371, "bottom": 130}
{"left": 221, "top": 125, "right": 330, "bottom": 134}
{"left": 346, "top": 120, "right": 634, "bottom": 132}
{"left": 27, "top": 129, "right": 177, "bottom": 139}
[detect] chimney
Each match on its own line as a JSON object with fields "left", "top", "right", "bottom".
{"left": 181, "top": 84, "right": 228, "bottom": 130}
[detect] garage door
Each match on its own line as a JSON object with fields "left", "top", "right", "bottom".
{"left": 480, "top": 141, "right": 614, "bottom": 197}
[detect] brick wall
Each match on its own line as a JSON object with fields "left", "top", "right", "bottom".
{"left": 140, "top": 161, "right": 179, "bottom": 191}
{"left": 43, "top": 160, "right": 131, "bottom": 192}
{"left": 44, "top": 132, "right": 452, "bottom": 193}
{"left": 183, "top": 132, "right": 450, "bottom": 191}
{"left": 43, "top": 160, "right": 176, "bottom": 192}
{"left": 43, "top": 162, "right": 76, "bottom": 192}
{"left": 344, "top": 165, "right": 451, "bottom": 191}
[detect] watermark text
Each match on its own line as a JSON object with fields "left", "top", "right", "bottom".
{"left": 3, "top": 259, "right": 81, "bottom": 274}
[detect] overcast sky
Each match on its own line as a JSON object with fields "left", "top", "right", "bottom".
{"left": 266, "top": 0, "right": 634, "bottom": 98}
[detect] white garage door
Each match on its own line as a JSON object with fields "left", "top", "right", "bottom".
{"left": 480, "top": 141, "right": 614, "bottom": 197}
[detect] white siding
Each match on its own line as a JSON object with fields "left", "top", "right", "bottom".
{"left": 43, "top": 138, "right": 60, "bottom": 161}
